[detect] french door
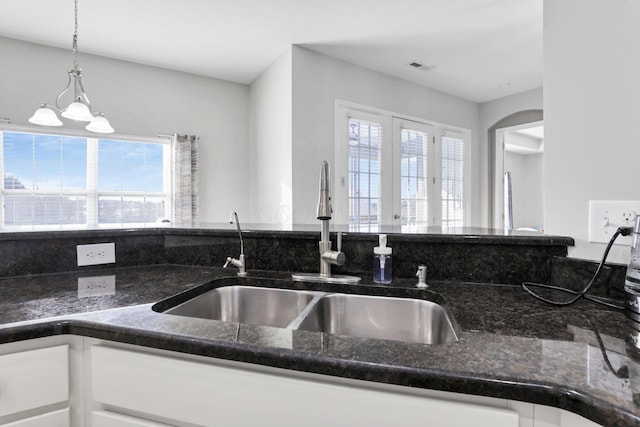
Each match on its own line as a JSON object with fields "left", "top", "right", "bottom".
{"left": 334, "top": 104, "right": 467, "bottom": 232}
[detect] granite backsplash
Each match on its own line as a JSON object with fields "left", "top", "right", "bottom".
{"left": 0, "top": 227, "right": 617, "bottom": 293}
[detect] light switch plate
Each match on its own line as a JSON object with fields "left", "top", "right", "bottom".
{"left": 589, "top": 200, "right": 640, "bottom": 245}
{"left": 76, "top": 242, "right": 116, "bottom": 266}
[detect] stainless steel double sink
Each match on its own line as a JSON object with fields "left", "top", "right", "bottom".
{"left": 156, "top": 285, "right": 458, "bottom": 345}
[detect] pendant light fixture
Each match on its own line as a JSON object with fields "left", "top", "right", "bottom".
{"left": 29, "top": 0, "right": 114, "bottom": 134}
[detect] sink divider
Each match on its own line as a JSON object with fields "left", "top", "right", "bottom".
{"left": 286, "top": 292, "right": 329, "bottom": 330}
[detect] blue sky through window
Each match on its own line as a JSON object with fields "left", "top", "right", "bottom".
{"left": 4, "top": 132, "right": 87, "bottom": 190}
{"left": 3, "top": 132, "right": 164, "bottom": 192}
{"left": 98, "top": 139, "right": 164, "bottom": 192}
{"left": 2, "top": 131, "right": 167, "bottom": 226}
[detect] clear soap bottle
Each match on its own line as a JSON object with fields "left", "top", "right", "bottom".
{"left": 373, "top": 234, "right": 392, "bottom": 284}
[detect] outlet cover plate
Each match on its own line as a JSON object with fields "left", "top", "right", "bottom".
{"left": 589, "top": 200, "right": 640, "bottom": 245}
{"left": 76, "top": 243, "right": 116, "bottom": 266}
{"left": 77, "top": 275, "right": 116, "bottom": 298}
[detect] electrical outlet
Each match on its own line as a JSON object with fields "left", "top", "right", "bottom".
{"left": 589, "top": 200, "right": 640, "bottom": 245}
{"left": 76, "top": 243, "right": 116, "bottom": 266}
{"left": 77, "top": 275, "right": 116, "bottom": 298}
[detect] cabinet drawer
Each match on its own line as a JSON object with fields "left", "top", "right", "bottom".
{"left": 93, "top": 410, "right": 173, "bottom": 427}
{"left": 2, "top": 408, "right": 69, "bottom": 427}
{"left": 0, "top": 345, "right": 69, "bottom": 417}
{"left": 92, "top": 345, "right": 518, "bottom": 427}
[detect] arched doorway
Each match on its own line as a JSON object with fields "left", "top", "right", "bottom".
{"left": 488, "top": 110, "right": 543, "bottom": 229}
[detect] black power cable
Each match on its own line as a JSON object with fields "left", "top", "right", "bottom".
{"left": 522, "top": 226, "right": 632, "bottom": 309}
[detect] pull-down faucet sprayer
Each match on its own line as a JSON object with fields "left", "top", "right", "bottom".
{"left": 223, "top": 211, "right": 247, "bottom": 277}
{"left": 292, "top": 161, "right": 360, "bottom": 284}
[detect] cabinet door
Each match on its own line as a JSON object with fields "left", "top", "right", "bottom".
{"left": 93, "top": 410, "right": 172, "bottom": 427}
{"left": 2, "top": 408, "right": 69, "bottom": 427}
{"left": 0, "top": 345, "right": 68, "bottom": 417}
{"left": 92, "top": 345, "right": 519, "bottom": 427}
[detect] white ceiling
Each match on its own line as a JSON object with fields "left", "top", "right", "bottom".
{"left": 0, "top": 0, "right": 543, "bottom": 103}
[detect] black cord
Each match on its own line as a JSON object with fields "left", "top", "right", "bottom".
{"left": 589, "top": 318, "right": 629, "bottom": 378}
{"left": 521, "top": 226, "right": 632, "bottom": 308}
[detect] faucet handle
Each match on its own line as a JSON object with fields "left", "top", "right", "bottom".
{"left": 416, "top": 265, "right": 428, "bottom": 289}
{"left": 337, "top": 231, "right": 343, "bottom": 252}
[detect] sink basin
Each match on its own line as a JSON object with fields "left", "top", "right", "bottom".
{"left": 163, "top": 286, "right": 317, "bottom": 328}
{"left": 295, "top": 293, "right": 458, "bottom": 344}
{"left": 158, "top": 285, "right": 458, "bottom": 345}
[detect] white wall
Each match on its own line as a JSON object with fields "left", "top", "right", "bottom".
{"left": 544, "top": 0, "right": 640, "bottom": 263}
{"left": 478, "top": 88, "right": 543, "bottom": 228}
{"left": 0, "top": 37, "right": 250, "bottom": 223}
{"left": 504, "top": 151, "right": 544, "bottom": 229}
{"left": 248, "top": 48, "right": 293, "bottom": 226}
{"left": 291, "top": 46, "right": 481, "bottom": 225}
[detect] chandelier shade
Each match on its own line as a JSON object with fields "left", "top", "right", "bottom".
{"left": 29, "top": 0, "right": 114, "bottom": 134}
{"left": 61, "top": 100, "right": 94, "bottom": 121}
{"left": 29, "top": 106, "right": 64, "bottom": 127}
{"left": 86, "top": 114, "right": 115, "bottom": 134}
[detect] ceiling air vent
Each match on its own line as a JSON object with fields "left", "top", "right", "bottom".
{"left": 409, "top": 62, "right": 435, "bottom": 72}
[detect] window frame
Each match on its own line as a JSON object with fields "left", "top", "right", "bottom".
{"left": 334, "top": 100, "right": 471, "bottom": 230}
{"left": 0, "top": 125, "right": 171, "bottom": 229}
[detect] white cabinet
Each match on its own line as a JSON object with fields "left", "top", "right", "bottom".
{"left": 0, "top": 344, "right": 70, "bottom": 426}
{"left": 93, "top": 410, "right": 172, "bottom": 427}
{"left": 2, "top": 409, "right": 69, "bottom": 427}
{"left": 88, "top": 342, "right": 604, "bottom": 427}
{"left": 0, "top": 335, "right": 604, "bottom": 427}
{"left": 91, "top": 344, "right": 520, "bottom": 427}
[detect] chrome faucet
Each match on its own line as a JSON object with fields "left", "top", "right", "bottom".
{"left": 223, "top": 211, "right": 247, "bottom": 277}
{"left": 292, "top": 161, "right": 360, "bottom": 284}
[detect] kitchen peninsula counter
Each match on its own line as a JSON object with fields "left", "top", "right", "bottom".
{"left": 0, "top": 264, "right": 636, "bottom": 426}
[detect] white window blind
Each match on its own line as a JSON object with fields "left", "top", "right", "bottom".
{"left": 441, "top": 132, "right": 465, "bottom": 228}
{"left": 399, "top": 127, "right": 430, "bottom": 229}
{"left": 0, "top": 129, "right": 171, "bottom": 228}
{"left": 348, "top": 117, "right": 382, "bottom": 232}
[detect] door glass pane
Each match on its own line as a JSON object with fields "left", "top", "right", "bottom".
{"left": 348, "top": 118, "right": 382, "bottom": 232}
{"left": 400, "top": 128, "right": 429, "bottom": 231}
{"left": 442, "top": 135, "right": 464, "bottom": 228}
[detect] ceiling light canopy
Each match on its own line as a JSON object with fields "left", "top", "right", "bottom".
{"left": 28, "top": 0, "right": 114, "bottom": 134}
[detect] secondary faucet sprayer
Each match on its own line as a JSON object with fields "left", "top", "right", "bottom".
{"left": 223, "top": 211, "right": 247, "bottom": 277}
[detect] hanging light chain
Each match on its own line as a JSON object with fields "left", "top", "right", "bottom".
{"left": 72, "top": 0, "right": 79, "bottom": 69}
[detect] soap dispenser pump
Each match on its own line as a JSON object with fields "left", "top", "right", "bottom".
{"left": 373, "top": 234, "right": 392, "bottom": 284}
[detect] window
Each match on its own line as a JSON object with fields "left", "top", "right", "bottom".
{"left": 0, "top": 129, "right": 170, "bottom": 228}
{"left": 347, "top": 117, "right": 383, "bottom": 231}
{"left": 441, "top": 131, "right": 465, "bottom": 228}
{"left": 335, "top": 103, "right": 470, "bottom": 231}
{"left": 393, "top": 120, "right": 434, "bottom": 231}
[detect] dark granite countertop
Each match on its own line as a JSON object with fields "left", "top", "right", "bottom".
{"left": 0, "top": 224, "right": 574, "bottom": 246}
{"left": 0, "top": 264, "right": 636, "bottom": 426}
